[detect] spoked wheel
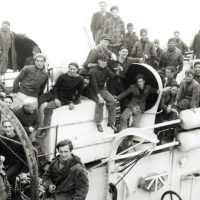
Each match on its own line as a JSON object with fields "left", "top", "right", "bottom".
{"left": 161, "top": 190, "right": 183, "bottom": 200}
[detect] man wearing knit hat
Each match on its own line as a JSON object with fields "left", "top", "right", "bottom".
{"left": 90, "top": 1, "right": 111, "bottom": 44}
{"left": 103, "top": 5, "right": 125, "bottom": 55}
{"left": 13, "top": 53, "right": 49, "bottom": 108}
{"left": 24, "top": 45, "right": 41, "bottom": 66}
{"left": 117, "top": 73, "right": 159, "bottom": 130}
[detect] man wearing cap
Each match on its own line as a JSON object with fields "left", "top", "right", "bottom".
{"left": 90, "top": 1, "right": 111, "bottom": 44}
{"left": 24, "top": 46, "right": 41, "bottom": 66}
{"left": 13, "top": 53, "right": 49, "bottom": 108}
{"left": 107, "top": 44, "right": 136, "bottom": 112}
{"left": 131, "top": 29, "right": 156, "bottom": 65}
{"left": 117, "top": 73, "right": 158, "bottom": 131}
{"left": 0, "top": 21, "right": 26, "bottom": 75}
{"left": 158, "top": 38, "right": 183, "bottom": 83}
{"left": 14, "top": 98, "right": 39, "bottom": 138}
{"left": 174, "top": 31, "right": 187, "bottom": 55}
{"left": 80, "top": 34, "right": 116, "bottom": 74}
{"left": 103, "top": 6, "right": 125, "bottom": 55}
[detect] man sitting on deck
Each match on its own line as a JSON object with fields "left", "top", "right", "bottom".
{"left": 174, "top": 69, "right": 200, "bottom": 113}
{"left": 117, "top": 73, "right": 159, "bottom": 131}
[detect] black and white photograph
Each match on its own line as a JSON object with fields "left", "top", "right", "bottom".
{"left": 0, "top": 0, "right": 200, "bottom": 199}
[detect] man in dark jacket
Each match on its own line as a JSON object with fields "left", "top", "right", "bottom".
{"left": 14, "top": 98, "right": 39, "bottom": 138}
{"left": 174, "top": 31, "right": 188, "bottom": 55}
{"left": 0, "top": 120, "right": 26, "bottom": 183}
{"left": 88, "top": 53, "right": 120, "bottom": 132}
{"left": 153, "top": 39, "right": 162, "bottom": 69}
{"left": 159, "top": 83, "right": 179, "bottom": 121}
{"left": 103, "top": 6, "right": 125, "bottom": 54}
{"left": 194, "top": 61, "right": 200, "bottom": 84}
{"left": 164, "top": 66, "right": 177, "bottom": 88}
{"left": 158, "top": 38, "right": 183, "bottom": 82}
{"left": 131, "top": 29, "right": 156, "bottom": 65}
{"left": 117, "top": 73, "right": 158, "bottom": 131}
{"left": 13, "top": 54, "right": 49, "bottom": 108}
{"left": 80, "top": 34, "right": 116, "bottom": 75}
{"left": 43, "top": 139, "right": 89, "bottom": 200}
{"left": 90, "top": 1, "right": 111, "bottom": 44}
{"left": 41, "top": 63, "right": 84, "bottom": 135}
{"left": 125, "top": 23, "right": 139, "bottom": 54}
{"left": 192, "top": 29, "right": 200, "bottom": 59}
{"left": 175, "top": 69, "right": 200, "bottom": 112}
{"left": 24, "top": 46, "right": 41, "bottom": 66}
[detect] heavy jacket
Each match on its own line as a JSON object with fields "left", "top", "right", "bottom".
{"left": 192, "top": 31, "right": 200, "bottom": 58}
{"left": 158, "top": 48, "right": 183, "bottom": 75}
{"left": 0, "top": 29, "right": 17, "bottom": 74}
{"left": 43, "top": 155, "right": 89, "bottom": 200}
{"left": 103, "top": 16, "right": 125, "bottom": 45}
{"left": 131, "top": 39, "right": 156, "bottom": 62}
{"left": 13, "top": 65, "right": 49, "bottom": 97}
{"left": 14, "top": 107, "right": 39, "bottom": 136}
{"left": 176, "top": 79, "right": 199, "bottom": 109}
{"left": 125, "top": 32, "right": 139, "bottom": 53}
{"left": 118, "top": 84, "right": 157, "bottom": 111}
{"left": 90, "top": 11, "right": 111, "bottom": 44}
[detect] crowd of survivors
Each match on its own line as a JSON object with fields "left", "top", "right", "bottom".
{"left": 1, "top": 1, "right": 200, "bottom": 199}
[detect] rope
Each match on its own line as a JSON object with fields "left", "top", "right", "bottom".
{"left": 0, "top": 137, "right": 28, "bottom": 166}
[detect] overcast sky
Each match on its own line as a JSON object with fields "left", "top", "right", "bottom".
{"left": 0, "top": 0, "right": 199, "bottom": 67}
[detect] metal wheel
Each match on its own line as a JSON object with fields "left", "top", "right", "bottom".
{"left": 161, "top": 190, "right": 183, "bottom": 200}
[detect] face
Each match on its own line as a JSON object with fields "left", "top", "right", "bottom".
{"left": 137, "top": 78, "right": 145, "bottom": 89}
{"left": 141, "top": 32, "right": 148, "bottom": 41}
{"left": 83, "top": 78, "right": 90, "bottom": 88}
{"left": 4, "top": 98, "right": 13, "bottom": 108}
{"left": 111, "top": 9, "right": 119, "bottom": 18}
{"left": 58, "top": 145, "right": 72, "bottom": 161}
{"left": 185, "top": 74, "right": 194, "bottom": 83}
{"left": 35, "top": 56, "right": 45, "bottom": 69}
{"left": 194, "top": 64, "right": 200, "bottom": 75}
{"left": 2, "top": 23, "right": 10, "bottom": 31}
{"left": 100, "top": 39, "right": 110, "bottom": 48}
{"left": 32, "top": 49, "right": 40, "bottom": 56}
{"left": 119, "top": 48, "right": 129, "bottom": 59}
{"left": 171, "top": 86, "right": 178, "bottom": 96}
{"left": 168, "top": 41, "right": 176, "bottom": 51}
{"left": 174, "top": 32, "right": 179, "bottom": 39}
{"left": 98, "top": 59, "right": 107, "bottom": 68}
{"left": 127, "top": 26, "right": 133, "bottom": 33}
{"left": 24, "top": 104, "right": 36, "bottom": 114}
{"left": 99, "top": 2, "right": 106, "bottom": 12}
{"left": 68, "top": 64, "right": 79, "bottom": 76}
{"left": 165, "top": 69, "right": 173, "bottom": 78}
{"left": 3, "top": 121, "right": 15, "bottom": 138}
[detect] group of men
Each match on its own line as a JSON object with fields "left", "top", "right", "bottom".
{"left": 1, "top": 2, "right": 200, "bottom": 199}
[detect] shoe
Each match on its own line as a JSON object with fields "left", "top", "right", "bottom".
{"left": 107, "top": 123, "right": 118, "bottom": 132}
{"left": 97, "top": 124, "right": 104, "bottom": 132}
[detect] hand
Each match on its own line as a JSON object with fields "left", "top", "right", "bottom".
{"left": 117, "top": 65, "right": 123, "bottom": 72}
{"left": 29, "top": 126, "right": 35, "bottom": 133}
{"left": 55, "top": 99, "right": 61, "bottom": 107}
{"left": 111, "top": 53, "right": 117, "bottom": 61}
{"left": 49, "top": 184, "right": 56, "bottom": 193}
{"left": 98, "top": 96, "right": 104, "bottom": 104}
{"left": 166, "top": 105, "right": 172, "bottom": 113}
{"left": 139, "top": 58, "right": 144, "bottom": 63}
{"left": 69, "top": 102, "right": 75, "bottom": 110}
{"left": 0, "top": 92, "right": 6, "bottom": 97}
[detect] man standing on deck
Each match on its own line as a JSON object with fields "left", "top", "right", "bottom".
{"left": 90, "top": 1, "right": 111, "bottom": 45}
{"left": 173, "top": 31, "right": 188, "bottom": 55}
